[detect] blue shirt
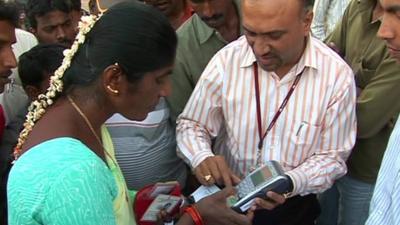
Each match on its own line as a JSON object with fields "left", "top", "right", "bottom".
{"left": 366, "top": 115, "right": 400, "bottom": 225}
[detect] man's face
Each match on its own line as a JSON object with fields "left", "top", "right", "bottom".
{"left": 143, "top": 0, "right": 183, "bottom": 17}
{"left": 378, "top": 0, "right": 400, "bottom": 62}
{"left": 0, "top": 21, "right": 17, "bottom": 93}
{"left": 32, "top": 10, "right": 76, "bottom": 47}
{"left": 189, "top": 0, "right": 232, "bottom": 29}
{"left": 242, "top": 0, "right": 312, "bottom": 75}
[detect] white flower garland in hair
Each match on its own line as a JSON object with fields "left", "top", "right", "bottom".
{"left": 14, "top": 14, "right": 102, "bottom": 160}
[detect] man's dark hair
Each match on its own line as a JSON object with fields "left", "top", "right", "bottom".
{"left": 0, "top": 1, "right": 19, "bottom": 27}
{"left": 63, "top": 1, "right": 177, "bottom": 90}
{"left": 69, "top": 0, "right": 81, "bottom": 11}
{"left": 302, "top": 0, "right": 314, "bottom": 10}
{"left": 27, "top": 0, "right": 73, "bottom": 28}
{"left": 19, "top": 44, "right": 66, "bottom": 89}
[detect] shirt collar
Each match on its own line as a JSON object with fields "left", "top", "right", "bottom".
{"left": 240, "top": 35, "right": 319, "bottom": 74}
{"left": 195, "top": 0, "right": 242, "bottom": 44}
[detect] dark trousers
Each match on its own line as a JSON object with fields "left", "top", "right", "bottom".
{"left": 253, "top": 194, "right": 320, "bottom": 225}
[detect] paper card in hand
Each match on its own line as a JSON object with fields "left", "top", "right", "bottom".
{"left": 141, "top": 194, "right": 182, "bottom": 222}
{"left": 134, "top": 181, "right": 182, "bottom": 225}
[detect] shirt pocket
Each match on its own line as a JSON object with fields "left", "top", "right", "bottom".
{"left": 290, "top": 120, "right": 322, "bottom": 147}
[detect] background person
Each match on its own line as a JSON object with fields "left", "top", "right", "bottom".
{"left": 0, "top": 1, "right": 19, "bottom": 224}
{"left": 317, "top": 1, "right": 400, "bottom": 224}
{"left": 27, "top": 0, "right": 77, "bottom": 46}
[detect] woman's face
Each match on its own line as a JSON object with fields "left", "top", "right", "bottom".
{"left": 118, "top": 64, "right": 173, "bottom": 121}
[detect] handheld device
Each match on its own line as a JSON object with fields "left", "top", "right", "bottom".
{"left": 232, "top": 160, "right": 291, "bottom": 213}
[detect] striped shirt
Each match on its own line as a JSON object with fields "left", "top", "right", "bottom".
{"left": 366, "top": 115, "right": 400, "bottom": 225}
{"left": 105, "top": 98, "right": 187, "bottom": 190}
{"left": 311, "top": 0, "right": 351, "bottom": 40}
{"left": 176, "top": 35, "right": 357, "bottom": 196}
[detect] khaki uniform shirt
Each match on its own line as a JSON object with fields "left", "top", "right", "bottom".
{"left": 327, "top": 0, "right": 400, "bottom": 183}
{"left": 167, "top": 0, "right": 242, "bottom": 121}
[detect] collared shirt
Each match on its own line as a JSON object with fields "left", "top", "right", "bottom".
{"left": 366, "top": 116, "right": 400, "bottom": 225}
{"left": 176, "top": 36, "right": 357, "bottom": 196}
{"left": 327, "top": 0, "right": 400, "bottom": 183}
{"left": 311, "top": 0, "right": 351, "bottom": 40}
{"left": 167, "top": 0, "right": 242, "bottom": 121}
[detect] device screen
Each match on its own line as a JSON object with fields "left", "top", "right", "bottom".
{"left": 250, "top": 166, "right": 273, "bottom": 186}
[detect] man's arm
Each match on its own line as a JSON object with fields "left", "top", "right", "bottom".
{"left": 365, "top": 116, "right": 400, "bottom": 225}
{"left": 176, "top": 55, "right": 239, "bottom": 186}
{"left": 176, "top": 55, "right": 223, "bottom": 168}
{"left": 285, "top": 65, "right": 357, "bottom": 196}
{"left": 311, "top": 0, "right": 330, "bottom": 40}
{"left": 356, "top": 55, "right": 400, "bottom": 138}
{"left": 325, "top": 0, "right": 351, "bottom": 55}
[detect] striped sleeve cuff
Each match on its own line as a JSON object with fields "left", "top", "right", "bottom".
{"left": 285, "top": 168, "right": 308, "bottom": 196}
{"left": 191, "top": 151, "right": 215, "bottom": 169}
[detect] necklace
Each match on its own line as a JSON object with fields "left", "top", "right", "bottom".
{"left": 67, "top": 95, "right": 108, "bottom": 157}
{"left": 67, "top": 95, "right": 129, "bottom": 203}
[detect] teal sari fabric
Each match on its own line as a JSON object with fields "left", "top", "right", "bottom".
{"left": 7, "top": 138, "right": 118, "bottom": 225}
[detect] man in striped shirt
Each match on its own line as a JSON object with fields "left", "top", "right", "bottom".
{"left": 176, "top": 0, "right": 357, "bottom": 224}
{"left": 366, "top": 0, "right": 400, "bottom": 224}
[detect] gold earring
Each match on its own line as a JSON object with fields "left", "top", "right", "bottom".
{"left": 107, "top": 85, "right": 119, "bottom": 94}
{"left": 113, "top": 62, "right": 119, "bottom": 71}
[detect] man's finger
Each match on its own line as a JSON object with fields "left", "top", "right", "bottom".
{"left": 230, "top": 173, "right": 241, "bottom": 185}
{"left": 215, "top": 158, "right": 233, "bottom": 187}
{"left": 195, "top": 165, "right": 213, "bottom": 185}
{"left": 207, "top": 158, "right": 222, "bottom": 185}
{"left": 266, "top": 191, "right": 286, "bottom": 205}
{"left": 246, "top": 205, "right": 256, "bottom": 221}
{"left": 254, "top": 197, "right": 279, "bottom": 210}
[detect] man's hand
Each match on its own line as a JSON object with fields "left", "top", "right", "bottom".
{"left": 254, "top": 191, "right": 286, "bottom": 210}
{"left": 194, "top": 156, "right": 240, "bottom": 187}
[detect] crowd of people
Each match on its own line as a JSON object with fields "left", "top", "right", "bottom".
{"left": 0, "top": 0, "right": 399, "bottom": 224}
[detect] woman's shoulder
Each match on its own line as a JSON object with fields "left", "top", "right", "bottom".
{"left": 18, "top": 137, "right": 103, "bottom": 163}
{"left": 7, "top": 137, "right": 117, "bottom": 224}
{"left": 9, "top": 137, "right": 112, "bottom": 182}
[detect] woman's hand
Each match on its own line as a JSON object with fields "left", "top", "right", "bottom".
{"left": 156, "top": 209, "right": 174, "bottom": 225}
{"left": 194, "top": 187, "right": 254, "bottom": 225}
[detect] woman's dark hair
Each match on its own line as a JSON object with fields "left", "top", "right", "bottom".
{"left": 0, "top": 1, "right": 19, "bottom": 27}
{"left": 19, "top": 43, "right": 66, "bottom": 89}
{"left": 27, "top": 0, "right": 73, "bottom": 28}
{"left": 63, "top": 1, "right": 177, "bottom": 90}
